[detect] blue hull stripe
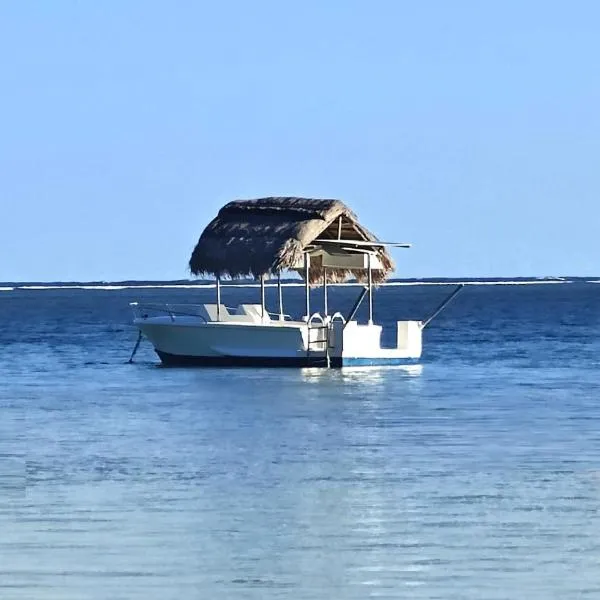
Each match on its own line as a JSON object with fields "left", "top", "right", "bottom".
{"left": 331, "top": 357, "right": 420, "bottom": 367}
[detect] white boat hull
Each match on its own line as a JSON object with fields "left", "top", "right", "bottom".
{"left": 133, "top": 309, "right": 422, "bottom": 368}
{"left": 137, "top": 317, "right": 327, "bottom": 366}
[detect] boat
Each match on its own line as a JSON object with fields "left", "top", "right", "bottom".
{"left": 129, "top": 197, "right": 461, "bottom": 368}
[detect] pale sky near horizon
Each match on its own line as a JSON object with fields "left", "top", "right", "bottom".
{"left": 1, "top": 1, "right": 599, "bottom": 281}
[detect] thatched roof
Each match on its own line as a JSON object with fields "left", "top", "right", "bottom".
{"left": 188, "top": 197, "right": 394, "bottom": 283}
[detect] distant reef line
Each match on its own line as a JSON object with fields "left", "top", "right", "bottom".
{"left": 1, "top": 276, "right": 598, "bottom": 290}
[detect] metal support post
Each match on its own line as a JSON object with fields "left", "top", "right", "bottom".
{"left": 277, "top": 272, "right": 284, "bottom": 321}
{"left": 260, "top": 274, "right": 266, "bottom": 321}
{"left": 367, "top": 253, "right": 373, "bottom": 325}
{"left": 323, "top": 269, "right": 328, "bottom": 317}
{"left": 304, "top": 253, "right": 310, "bottom": 319}
{"left": 216, "top": 275, "right": 221, "bottom": 321}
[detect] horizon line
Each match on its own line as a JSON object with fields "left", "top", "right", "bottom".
{"left": 1, "top": 275, "right": 599, "bottom": 288}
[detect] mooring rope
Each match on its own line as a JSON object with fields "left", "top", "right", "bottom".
{"left": 128, "top": 330, "right": 143, "bottom": 363}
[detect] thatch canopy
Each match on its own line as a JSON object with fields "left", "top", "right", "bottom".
{"left": 188, "top": 197, "right": 395, "bottom": 283}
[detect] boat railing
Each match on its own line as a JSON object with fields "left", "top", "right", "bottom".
{"left": 130, "top": 302, "right": 294, "bottom": 323}
{"left": 129, "top": 302, "right": 208, "bottom": 323}
{"left": 220, "top": 305, "right": 293, "bottom": 322}
{"left": 268, "top": 311, "right": 293, "bottom": 321}
{"left": 307, "top": 313, "right": 326, "bottom": 328}
{"left": 330, "top": 312, "right": 346, "bottom": 326}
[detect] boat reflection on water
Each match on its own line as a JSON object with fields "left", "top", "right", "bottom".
{"left": 300, "top": 363, "right": 424, "bottom": 384}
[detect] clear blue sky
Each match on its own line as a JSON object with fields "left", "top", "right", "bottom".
{"left": 1, "top": 1, "right": 599, "bottom": 281}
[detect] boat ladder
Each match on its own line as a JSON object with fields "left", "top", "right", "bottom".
{"left": 306, "top": 313, "right": 331, "bottom": 367}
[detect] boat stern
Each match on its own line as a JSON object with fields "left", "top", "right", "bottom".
{"left": 329, "top": 319, "right": 422, "bottom": 367}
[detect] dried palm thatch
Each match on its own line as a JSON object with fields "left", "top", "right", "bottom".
{"left": 188, "top": 197, "right": 394, "bottom": 284}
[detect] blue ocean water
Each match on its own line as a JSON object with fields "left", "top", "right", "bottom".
{"left": 1, "top": 282, "right": 600, "bottom": 599}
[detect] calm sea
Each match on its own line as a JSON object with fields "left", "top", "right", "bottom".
{"left": 1, "top": 282, "right": 600, "bottom": 599}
